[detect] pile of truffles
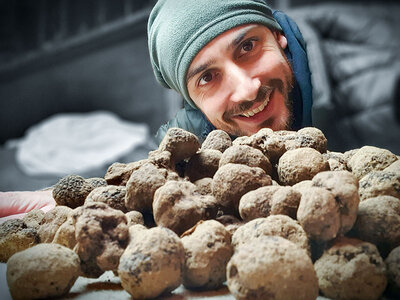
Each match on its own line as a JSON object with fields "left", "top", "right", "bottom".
{"left": 2, "top": 127, "right": 400, "bottom": 300}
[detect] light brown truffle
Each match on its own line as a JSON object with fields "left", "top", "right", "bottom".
{"left": 125, "top": 210, "right": 144, "bottom": 226}
{"left": 37, "top": 206, "right": 72, "bottom": 243}
{"left": 296, "top": 186, "right": 340, "bottom": 241}
{"left": 194, "top": 177, "right": 213, "bottom": 195}
{"left": 118, "top": 225, "right": 185, "bottom": 299}
{"left": 296, "top": 127, "right": 328, "bottom": 153}
{"left": 227, "top": 236, "right": 318, "bottom": 300}
{"left": 86, "top": 185, "right": 127, "bottom": 212}
{"left": 158, "top": 127, "right": 200, "bottom": 163}
{"left": 185, "top": 149, "right": 221, "bottom": 182}
{"left": 278, "top": 147, "right": 330, "bottom": 186}
{"left": 153, "top": 180, "right": 218, "bottom": 235}
{"left": 201, "top": 129, "right": 232, "bottom": 153}
{"left": 350, "top": 195, "right": 400, "bottom": 256}
{"left": 72, "top": 202, "right": 129, "bottom": 277}
{"left": 358, "top": 171, "right": 400, "bottom": 201}
{"left": 219, "top": 144, "right": 272, "bottom": 175}
{"left": 386, "top": 246, "right": 400, "bottom": 295}
{"left": 348, "top": 145, "right": 398, "bottom": 179}
{"left": 104, "top": 160, "right": 146, "bottom": 186}
{"left": 22, "top": 209, "right": 45, "bottom": 230}
{"left": 212, "top": 163, "right": 272, "bottom": 216}
{"left": 239, "top": 185, "right": 301, "bottom": 221}
{"left": 6, "top": 243, "right": 81, "bottom": 300}
{"left": 231, "top": 216, "right": 310, "bottom": 255}
{"left": 215, "top": 214, "right": 244, "bottom": 236}
{"left": 312, "top": 170, "right": 360, "bottom": 235}
{"left": 125, "top": 162, "right": 179, "bottom": 213}
{"left": 0, "top": 219, "right": 39, "bottom": 262}
{"left": 323, "top": 151, "right": 348, "bottom": 171}
{"left": 181, "top": 220, "right": 233, "bottom": 290}
{"left": 52, "top": 175, "right": 100, "bottom": 208}
{"left": 384, "top": 159, "right": 400, "bottom": 173}
{"left": 315, "top": 237, "right": 387, "bottom": 300}
{"left": 52, "top": 214, "right": 76, "bottom": 249}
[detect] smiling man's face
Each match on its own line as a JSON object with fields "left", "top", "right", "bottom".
{"left": 186, "top": 24, "right": 294, "bottom": 136}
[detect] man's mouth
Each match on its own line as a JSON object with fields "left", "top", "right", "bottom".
{"left": 237, "top": 88, "right": 272, "bottom": 118}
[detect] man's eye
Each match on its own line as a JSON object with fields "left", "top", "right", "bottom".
{"left": 199, "top": 72, "right": 213, "bottom": 86}
{"left": 242, "top": 40, "right": 254, "bottom": 52}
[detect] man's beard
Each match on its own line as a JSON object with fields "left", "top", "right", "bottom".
{"left": 217, "top": 69, "right": 294, "bottom": 137}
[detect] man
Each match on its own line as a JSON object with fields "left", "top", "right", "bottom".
{"left": 0, "top": 0, "right": 312, "bottom": 220}
{"left": 148, "top": 0, "right": 313, "bottom": 143}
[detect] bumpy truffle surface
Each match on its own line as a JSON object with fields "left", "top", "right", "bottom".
{"left": 278, "top": 147, "right": 329, "bottom": 186}
{"left": 323, "top": 151, "right": 348, "bottom": 171}
{"left": 386, "top": 246, "right": 400, "bottom": 295}
{"left": 52, "top": 215, "right": 77, "bottom": 249}
{"left": 297, "top": 187, "right": 340, "bottom": 241}
{"left": 348, "top": 145, "right": 398, "bottom": 179}
{"left": 153, "top": 180, "right": 218, "bottom": 235}
{"left": 118, "top": 225, "right": 185, "bottom": 299}
{"left": 384, "top": 159, "right": 400, "bottom": 173}
{"left": 104, "top": 160, "right": 146, "bottom": 186}
{"left": 212, "top": 163, "right": 272, "bottom": 215}
{"left": 185, "top": 149, "right": 221, "bottom": 182}
{"left": 181, "top": 220, "right": 233, "bottom": 290}
{"left": 194, "top": 177, "right": 213, "bottom": 195}
{"left": 227, "top": 236, "right": 318, "bottom": 300}
{"left": 37, "top": 206, "right": 72, "bottom": 243}
{"left": 201, "top": 129, "right": 232, "bottom": 153}
{"left": 22, "top": 209, "right": 45, "bottom": 230}
{"left": 86, "top": 185, "right": 127, "bottom": 212}
{"left": 239, "top": 186, "right": 301, "bottom": 221}
{"left": 358, "top": 171, "right": 400, "bottom": 201}
{"left": 72, "top": 202, "right": 129, "bottom": 276}
{"left": 312, "top": 170, "right": 360, "bottom": 235}
{"left": 158, "top": 127, "right": 200, "bottom": 162}
{"left": 125, "top": 162, "right": 178, "bottom": 213}
{"left": 125, "top": 210, "right": 144, "bottom": 226}
{"left": 350, "top": 195, "right": 400, "bottom": 256}
{"left": 0, "top": 219, "right": 39, "bottom": 262}
{"left": 232, "top": 216, "right": 310, "bottom": 255}
{"left": 52, "top": 175, "right": 101, "bottom": 208}
{"left": 219, "top": 144, "right": 272, "bottom": 175}
{"left": 315, "top": 237, "right": 387, "bottom": 300}
{"left": 6, "top": 243, "right": 81, "bottom": 300}
{"left": 296, "top": 127, "right": 328, "bottom": 153}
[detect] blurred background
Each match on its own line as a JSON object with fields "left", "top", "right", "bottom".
{"left": 0, "top": 0, "right": 399, "bottom": 191}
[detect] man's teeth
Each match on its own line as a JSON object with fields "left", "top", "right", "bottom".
{"left": 241, "top": 96, "right": 270, "bottom": 118}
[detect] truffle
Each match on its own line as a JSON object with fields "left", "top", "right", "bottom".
{"left": 37, "top": 206, "right": 72, "bottom": 243}
{"left": 185, "top": 149, "right": 221, "bottom": 182}
{"left": 118, "top": 225, "right": 185, "bottom": 299}
{"left": 153, "top": 180, "right": 218, "bottom": 235}
{"left": 104, "top": 160, "right": 146, "bottom": 186}
{"left": 125, "top": 210, "right": 144, "bottom": 226}
{"left": 226, "top": 236, "right": 318, "bottom": 300}
{"left": 6, "top": 243, "right": 81, "bottom": 300}
{"left": 315, "top": 237, "right": 387, "bottom": 300}
{"left": 194, "top": 177, "right": 213, "bottom": 195}
{"left": 181, "top": 220, "right": 233, "bottom": 290}
{"left": 201, "top": 129, "right": 232, "bottom": 153}
{"left": 212, "top": 163, "right": 272, "bottom": 216}
{"left": 86, "top": 185, "right": 127, "bottom": 212}
{"left": 386, "top": 246, "right": 400, "bottom": 295}
{"left": 277, "top": 147, "right": 329, "bottom": 186}
{"left": 358, "top": 171, "right": 400, "bottom": 201}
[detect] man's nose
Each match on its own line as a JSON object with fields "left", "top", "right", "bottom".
{"left": 226, "top": 63, "right": 261, "bottom": 103}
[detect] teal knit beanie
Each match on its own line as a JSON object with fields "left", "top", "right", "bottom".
{"left": 148, "top": 0, "right": 282, "bottom": 109}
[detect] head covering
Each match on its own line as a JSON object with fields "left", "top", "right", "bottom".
{"left": 148, "top": 0, "right": 282, "bottom": 108}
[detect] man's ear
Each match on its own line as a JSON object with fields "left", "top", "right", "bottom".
{"left": 275, "top": 32, "right": 288, "bottom": 49}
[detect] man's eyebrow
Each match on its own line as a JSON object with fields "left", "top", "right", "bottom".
{"left": 227, "top": 27, "right": 254, "bottom": 50}
{"left": 186, "top": 60, "right": 215, "bottom": 82}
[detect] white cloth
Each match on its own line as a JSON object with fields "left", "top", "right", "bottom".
{"left": 9, "top": 111, "right": 149, "bottom": 176}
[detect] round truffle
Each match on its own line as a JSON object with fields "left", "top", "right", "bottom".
{"left": 86, "top": 185, "right": 127, "bottom": 212}
{"left": 358, "top": 171, "right": 400, "bottom": 201}
{"left": 350, "top": 195, "right": 400, "bottom": 256}
{"left": 219, "top": 144, "right": 272, "bottom": 175}
{"left": 232, "top": 215, "right": 310, "bottom": 255}
{"left": 194, "top": 177, "right": 213, "bottom": 195}
{"left": 227, "top": 236, "right": 318, "bottom": 300}
{"left": 153, "top": 180, "right": 218, "bottom": 235}
{"left": 37, "top": 206, "right": 72, "bottom": 243}
{"left": 0, "top": 219, "right": 39, "bottom": 262}
{"left": 315, "top": 237, "right": 387, "bottom": 300}
{"left": 52, "top": 175, "right": 96, "bottom": 208}
{"left": 212, "top": 163, "right": 272, "bottom": 216}
{"left": 185, "top": 149, "right": 221, "bottom": 182}
{"left": 6, "top": 243, "right": 81, "bottom": 300}
{"left": 201, "top": 129, "right": 232, "bottom": 153}
{"left": 296, "top": 186, "right": 340, "bottom": 241}
{"left": 52, "top": 215, "right": 77, "bottom": 249}
{"left": 104, "top": 160, "right": 146, "bottom": 186}
{"left": 118, "top": 225, "right": 185, "bottom": 299}
{"left": 158, "top": 127, "right": 200, "bottom": 162}
{"left": 348, "top": 145, "right": 398, "bottom": 180}
{"left": 278, "top": 147, "right": 330, "bottom": 186}
{"left": 386, "top": 246, "right": 400, "bottom": 295}
{"left": 181, "top": 220, "right": 233, "bottom": 290}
